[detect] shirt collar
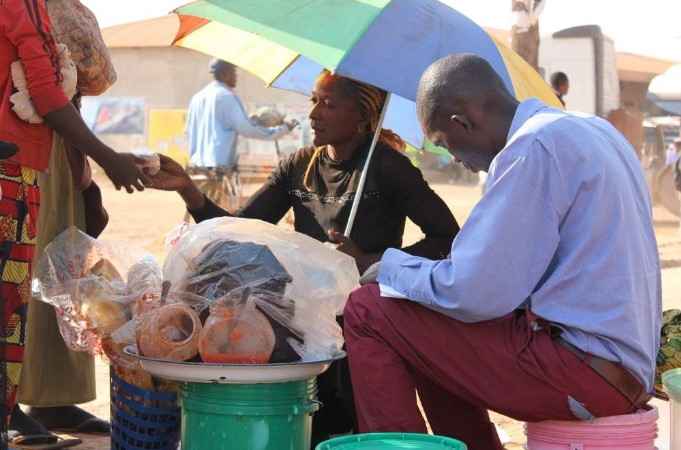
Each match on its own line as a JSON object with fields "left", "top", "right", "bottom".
{"left": 212, "top": 80, "right": 233, "bottom": 92}
{"left": 506, "top": 98, "right": 547, "bottom": 142}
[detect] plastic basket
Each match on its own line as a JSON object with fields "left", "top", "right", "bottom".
{"left": 110, "top": 372, "right": 180, "bottom": 450}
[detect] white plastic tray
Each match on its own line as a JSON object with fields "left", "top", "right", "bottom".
{"left": 124, "top": 346, "right": 346, "bottom": 384}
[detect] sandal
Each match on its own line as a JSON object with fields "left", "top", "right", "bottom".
{"left": 10, "top": 434, "right": 81, "bottom": 450}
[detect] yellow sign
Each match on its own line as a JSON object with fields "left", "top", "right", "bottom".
{"left": 147, "top": 109, "right": 189, "bottom": 167}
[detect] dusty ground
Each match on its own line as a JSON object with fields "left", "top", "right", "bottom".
{"left": 42, "top": 176, "right": 681, "bottom": 449}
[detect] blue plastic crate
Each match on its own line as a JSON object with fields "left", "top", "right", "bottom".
{"left": 110, "top": 373, "right": 180, "bottom": 450}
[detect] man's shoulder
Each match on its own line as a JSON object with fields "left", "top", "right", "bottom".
{"left": 498, "top": 109, "right": 577, "bottom": 166}
{"left": 516, "top": 109, "right": 616, "bottom": 152}
{"left": 195, "top": 82, "right": 236, "bottom": 99}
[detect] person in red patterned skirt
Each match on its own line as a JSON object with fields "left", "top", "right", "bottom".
{"left": 0, "top": 0, "right": 148, "bottom": 445}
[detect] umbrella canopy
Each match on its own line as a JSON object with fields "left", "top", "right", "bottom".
{"left": 648, "top": 64, "right": 681, "bottom": 116}
{"left": 173, "top": 0, "right": 561, "bottom": 148}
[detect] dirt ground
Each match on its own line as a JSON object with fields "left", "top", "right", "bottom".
{"left": 48, "top": 176, "right": 681, "bottom": 449}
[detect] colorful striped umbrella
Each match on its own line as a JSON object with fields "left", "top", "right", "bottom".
{"left": 172, "top": 0, "right": 561, "bottom": 235}
{"left": 173, "top": 2, "right": 560, "bottom": 145}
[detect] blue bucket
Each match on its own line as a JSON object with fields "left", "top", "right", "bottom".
{"left": 110, "top": 373, "right": 180, "bottom": 450}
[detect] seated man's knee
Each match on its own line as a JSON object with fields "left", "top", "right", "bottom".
{"left": 344, "top": 285, "right": 382, "bottom": 328}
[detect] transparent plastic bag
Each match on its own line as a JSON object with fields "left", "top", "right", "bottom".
{"left": 131, "top": 148, "right": 161, "bottom": 176}
{"left": 164, "top": 218, "right": 359, "bottom": 362}
{"left": 198, "top": 290, "right": 275, "bottom": 364}
{"left": 33, "top": 227, "right": 163, "bottom": 355}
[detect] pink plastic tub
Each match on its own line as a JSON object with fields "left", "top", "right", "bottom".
{"left": 526, "top": 406, "right": 658, "bottom": 450}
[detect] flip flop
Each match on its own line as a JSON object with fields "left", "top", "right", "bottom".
{"left": 10, "top": 434, "right": 81, "bottom": 450}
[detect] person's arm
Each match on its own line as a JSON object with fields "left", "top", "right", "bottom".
{"left": 377, "top": 141, "right": 565, "bottom": 323}
{"left": 44, "top": 104, "right": 147, "bottom": 191}
{"left": 381, "top": 151, "right": 459, "bottom": 259}
{"left": 183, "top": 154, "right": 293, "bottom": 224}
{"left": 4, "top": 0, "right": 146, "bottom": 192}
{"left": 221, "top": 94, "right": 291, "bottom": 141}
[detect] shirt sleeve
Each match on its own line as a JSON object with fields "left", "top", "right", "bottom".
{"left": 188, "top": 155, "right": 294, "bottom": 224}
{"left": 237, "top": 154, "right": 293, "bottom": 223}
{"left": 2, "top": 0, "right": 69, "bottom": 115}
{"left": 187, "top": 196, "right": 231, "bottom": 223}
{"left": 219, "top": 94, "right": 289, "bottom": 141}
{"left": 378, "top": 150, "right": 459, "bottom": 259}
{"left": 377, "top": 141, "right": 564, "bottom": 323}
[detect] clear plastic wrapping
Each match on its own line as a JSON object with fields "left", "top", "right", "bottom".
{"left": 34, "top": 218, "right": 359, "bottom": 366}
{"left": 33, "top": 227, "right": 163, "bottom": 356}
{"left": 132, "top": 149, "right": 161, "bottom": 176}
{"left": 164, "top": 217, "right": 359, "bottom": 362}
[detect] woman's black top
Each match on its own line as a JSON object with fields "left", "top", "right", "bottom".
{"left": 189, "top": 141, "right": 459, "bottom": 259}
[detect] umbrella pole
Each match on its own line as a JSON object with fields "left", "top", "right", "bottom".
{"left": 344, "top": 93, "right": 392, "bottom": 237}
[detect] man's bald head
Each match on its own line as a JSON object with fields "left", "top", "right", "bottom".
{"left": 416, "top": 54, "right": 520, "bottom": 173}
{"left": 416, "top": 54, "right": 511, "bottom": 128}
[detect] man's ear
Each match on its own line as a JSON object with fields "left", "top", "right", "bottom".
{"left": 450, "top": 114, "right": 472, "bottom": 132}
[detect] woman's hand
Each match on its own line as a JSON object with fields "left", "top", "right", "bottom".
{"left": 100, "top": 152, "right": 149, "bottom": 193}
{"left": 328, "top": 230, "right": 380, "bottom": 274}
{"left": 141, "top": 154, "right": 190, "bottom": 191}
{"left": 142, "top": 155, "right": 206, "bottom": 211}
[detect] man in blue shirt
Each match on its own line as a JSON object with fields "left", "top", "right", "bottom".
{"left": 185, "top": 59, "right": 295, "bottom": 211}
{"left": 347, "top": 54, "right": 661, "bottom": 450}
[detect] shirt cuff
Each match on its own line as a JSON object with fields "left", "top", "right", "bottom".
{"left": 377, "top": 248, "right": 412, "bottom": 290}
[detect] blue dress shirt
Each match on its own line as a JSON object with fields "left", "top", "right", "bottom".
{"left": 378, "top": 99, "right": 661, "bottom": 391}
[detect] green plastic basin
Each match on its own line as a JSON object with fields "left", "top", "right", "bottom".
{"left": 663, "top": 368, "right": 681, "bottom": 402}
{"left": 316, "top": 433, "right": 467, "bottom": 450}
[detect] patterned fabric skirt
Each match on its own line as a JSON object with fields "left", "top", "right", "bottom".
{"left": 0, "top": 161, "right": 39, "bottom": 425}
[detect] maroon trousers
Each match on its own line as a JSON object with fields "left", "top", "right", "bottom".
{"left": 344, "top": 284, "right": 637, "bottom": 450}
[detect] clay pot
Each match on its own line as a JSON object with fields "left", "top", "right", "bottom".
{"left": 137, "top": 303, "right": 202, "bottom": 361}
{"left": 198, "top": 305, "right": 275, "bottom": 364}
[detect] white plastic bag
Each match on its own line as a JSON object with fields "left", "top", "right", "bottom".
{"left": 33, "top": 227, "right": 163, "bottom": 355}
{"left": 164, "top": 218, "right": 359, "bottom": 361}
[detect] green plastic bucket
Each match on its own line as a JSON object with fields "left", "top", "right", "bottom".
{"left": 663, "top": 368, "right": 681, "bottom": 401}
{"left": 663, "top": 368, "right": 681, "bottom": 449}
{"left": 181, "top": 379, "right": 319, "bottom": 450}
{"left": 316, "top": 433, "right": 467, "bottom": 450}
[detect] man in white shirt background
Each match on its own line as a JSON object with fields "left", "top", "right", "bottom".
{"left": 185, "top": 59, "right": 296, "bottom": 212}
